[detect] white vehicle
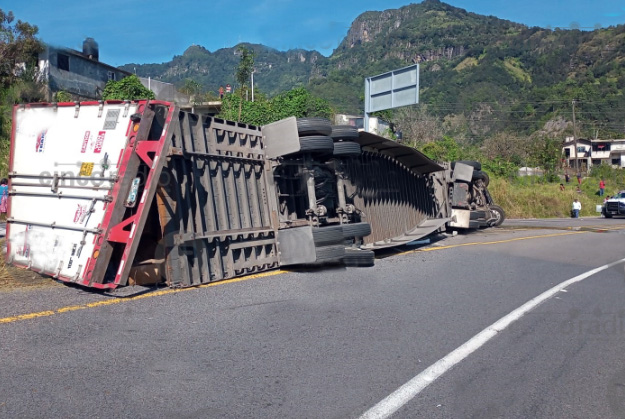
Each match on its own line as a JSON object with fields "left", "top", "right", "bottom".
{"left": 602, "top": 191, "right": 625, "bottom": 218}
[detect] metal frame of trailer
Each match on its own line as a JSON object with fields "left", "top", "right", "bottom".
{"left": 155, "top": 112, "right": 280, "bottom": 287}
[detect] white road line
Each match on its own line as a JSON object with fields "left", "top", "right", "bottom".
{"left": 360, "top": 257, "right": 625, "bottom": 419}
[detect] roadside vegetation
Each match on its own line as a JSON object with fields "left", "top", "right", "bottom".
{"left": 489, "top": 175, "right": 612, "bottom": 219}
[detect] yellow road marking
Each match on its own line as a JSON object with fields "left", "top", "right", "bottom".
{"left": 396, "top": 230, "right": 587, "bottom": 256}
{"left": 0, "top": 227, "right": 619, "bottom": 325}
{"left": 0, "top": 270, "right": 285, "bottom": 325}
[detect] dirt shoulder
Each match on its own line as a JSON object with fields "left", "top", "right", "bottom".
{"left": 0, "top": 263, "right": 60, "bottom": 291}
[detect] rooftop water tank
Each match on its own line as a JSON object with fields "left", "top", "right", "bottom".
{"left": 83, "top": 37, "right": 99, "bottom": 61}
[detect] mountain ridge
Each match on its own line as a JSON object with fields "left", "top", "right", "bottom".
{"left": 120, "top": 0, "right": 625, "bottom": 139}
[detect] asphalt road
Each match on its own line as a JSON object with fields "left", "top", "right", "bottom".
{"left": 1, "top": 220, "right": 625, "bottom": 418}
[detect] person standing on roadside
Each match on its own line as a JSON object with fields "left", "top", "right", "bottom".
{"left": 576, "top": 172, "right": 582, "bottom": 186}
{"left": 572, "top": 198, "right": 581, "bottom": 218}
{"left": 0, "top": 178, "right": 8, "bottom": 216}
{"left": 599, "top": 178, "right": 605, "bottom": 196}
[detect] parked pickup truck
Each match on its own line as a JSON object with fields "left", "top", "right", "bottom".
{"left": 602, "top": 191, "right": 625, "bottom": 218}
{"left": 6, "top": 100, "right": 504, "bottom": 289}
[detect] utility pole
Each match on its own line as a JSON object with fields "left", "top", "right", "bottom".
{"left": 572, "top": 99, "right": 578, "bottom": 173}
{"left": 251, "top": 69, "right": 255, "bottom": 102}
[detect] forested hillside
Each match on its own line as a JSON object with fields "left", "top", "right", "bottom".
{"left": 122, "top": 0, "right": 625, "bottom": 142}
{"left": 122, "top": 44, "right": 327, "bottom": 99}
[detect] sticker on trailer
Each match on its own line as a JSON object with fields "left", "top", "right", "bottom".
{"left": 73, "top": 204, "right": 88, "bottom": 224}
{"left": 125, "top": 177, "right": 141, "bottom": 207}
{"left": 79, "top": 162, "right": 94, "bottom": 176}
{"left": 81, "top": 131, "right": 91, "bottom": 153}
{"left": 36, "top": 130, "right": 47, "bottom": 153}
{"left": 94, "top": 131, "right": 105, "bottom": 153}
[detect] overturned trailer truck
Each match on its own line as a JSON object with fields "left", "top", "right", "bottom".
{"left": 7, "top": 100, "right": 504, "bottom": 289}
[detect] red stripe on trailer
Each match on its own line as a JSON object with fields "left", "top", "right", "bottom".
{"left": 81, "top": 259, "right": 92, "bottom": 283}
{"left": 116, "top": 149, "right": 124, "bottom": 167}
{"left": 92, "top": 224, "right": 101, "bottom": 244}
{"left": 25, "top": 103, "right": 51, "bottom": 108}
{"left": 145, "top": 100, "right": 173, "bottom": 106}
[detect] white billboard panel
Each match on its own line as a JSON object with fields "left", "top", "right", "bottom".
{"left": 365, "top": 64, "right": 419, "bottom": 113}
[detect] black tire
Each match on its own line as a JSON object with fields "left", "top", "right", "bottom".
{"left": 342, "top": 222, "right": 372, "bottom": 239}
{"left": 473, "top": 171, "right": 490, "bottom": 187}
{"left": 452, "top": 160, "right": 482, "bottom": 171}
{"left": 604, "top": 212, "right": 613, "bottom": 218}
{"left": 297, "top": 135, "right": 334, "bottom": 154}
{"left": 343, "top": 248, "right": 375, "bottom": 267}
{"left": 330, "top": 125, "right": 359, "bottom": 140}
{"left": 489, "top": 204, "right": 505, "bottom": 227}
{"left": 315, "top": 244, "right": 345, "bottom": 262}
{"left": 296, "top": 118, "right": 332, "bottom": 136}
{"left": 312, "top": 225, "right": 344, "bottom": 246}
{"left": 333, "top": 141, "right": 362, "bottom": 157}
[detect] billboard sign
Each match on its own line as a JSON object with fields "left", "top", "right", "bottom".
{"left": 365, "top": 64, "right": 419, "bottom": 114}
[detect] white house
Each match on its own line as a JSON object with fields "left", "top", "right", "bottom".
{"left": 562, "top": 137, "right": 625, "bottom": 169}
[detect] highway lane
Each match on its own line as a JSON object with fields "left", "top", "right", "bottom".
{"left": 1, "top": 224, "right": 625, "bottom": 418}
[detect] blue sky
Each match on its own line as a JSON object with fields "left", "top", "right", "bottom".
{"left": 4, "top": 0, "right": 625, "bottom": 66}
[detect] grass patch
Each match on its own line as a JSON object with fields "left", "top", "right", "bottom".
{"left": 489, "top": 176, "right": 613, "bottom": 218}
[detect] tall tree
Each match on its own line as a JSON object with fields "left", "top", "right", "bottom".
{"left": 0, "top": 9, "right": 44, "bottom": 176}
{"left": 393, "top": 105, "right": 443, "bottom": 147}
{"left": 0, "top": 9, "right": 43, "bottom": 89}
{"left": 235, "top": 45, "right": 254, "bottom": 120}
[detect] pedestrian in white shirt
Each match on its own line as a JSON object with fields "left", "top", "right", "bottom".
{"left": 572, "top": 198, "right": 581, "bottom": 218}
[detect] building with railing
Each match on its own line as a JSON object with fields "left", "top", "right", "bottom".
{"left": 563, "top": 137, "right": 625, "bottom": 169}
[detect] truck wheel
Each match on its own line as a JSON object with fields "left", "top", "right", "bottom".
{"left": 315, "top": 244, "right": 345, "bottom": 262}
{"left": 333, "top": 141, "right": 361, "bottom": 157}
{"left": 473, "top": 171, "right": 490, "bottom": 187}
{"left": 312, "top": 225, "right": 344, "bottom": 246}
{"left": 343, "top": 248, "right": 375, "bottom": 267}
{"left": 297, "top": 118, "right": 332, "bottom": 136}
{"left": 604, "top": 212, "right": 613, "bottom": 218}
{"left": 489, "top": 205, "right": 505, "bottom": 226}
{"left": 330, "top": 125, "right": 359, "bottom": 141}
{"left": 452, "top": 160, "right": 482, "bottom": 171}
{"left": 342, "top": 222, "right": 372, "bottom": 239}
{"left": 298, "top": 135, "right": 334, "bottom": 154}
